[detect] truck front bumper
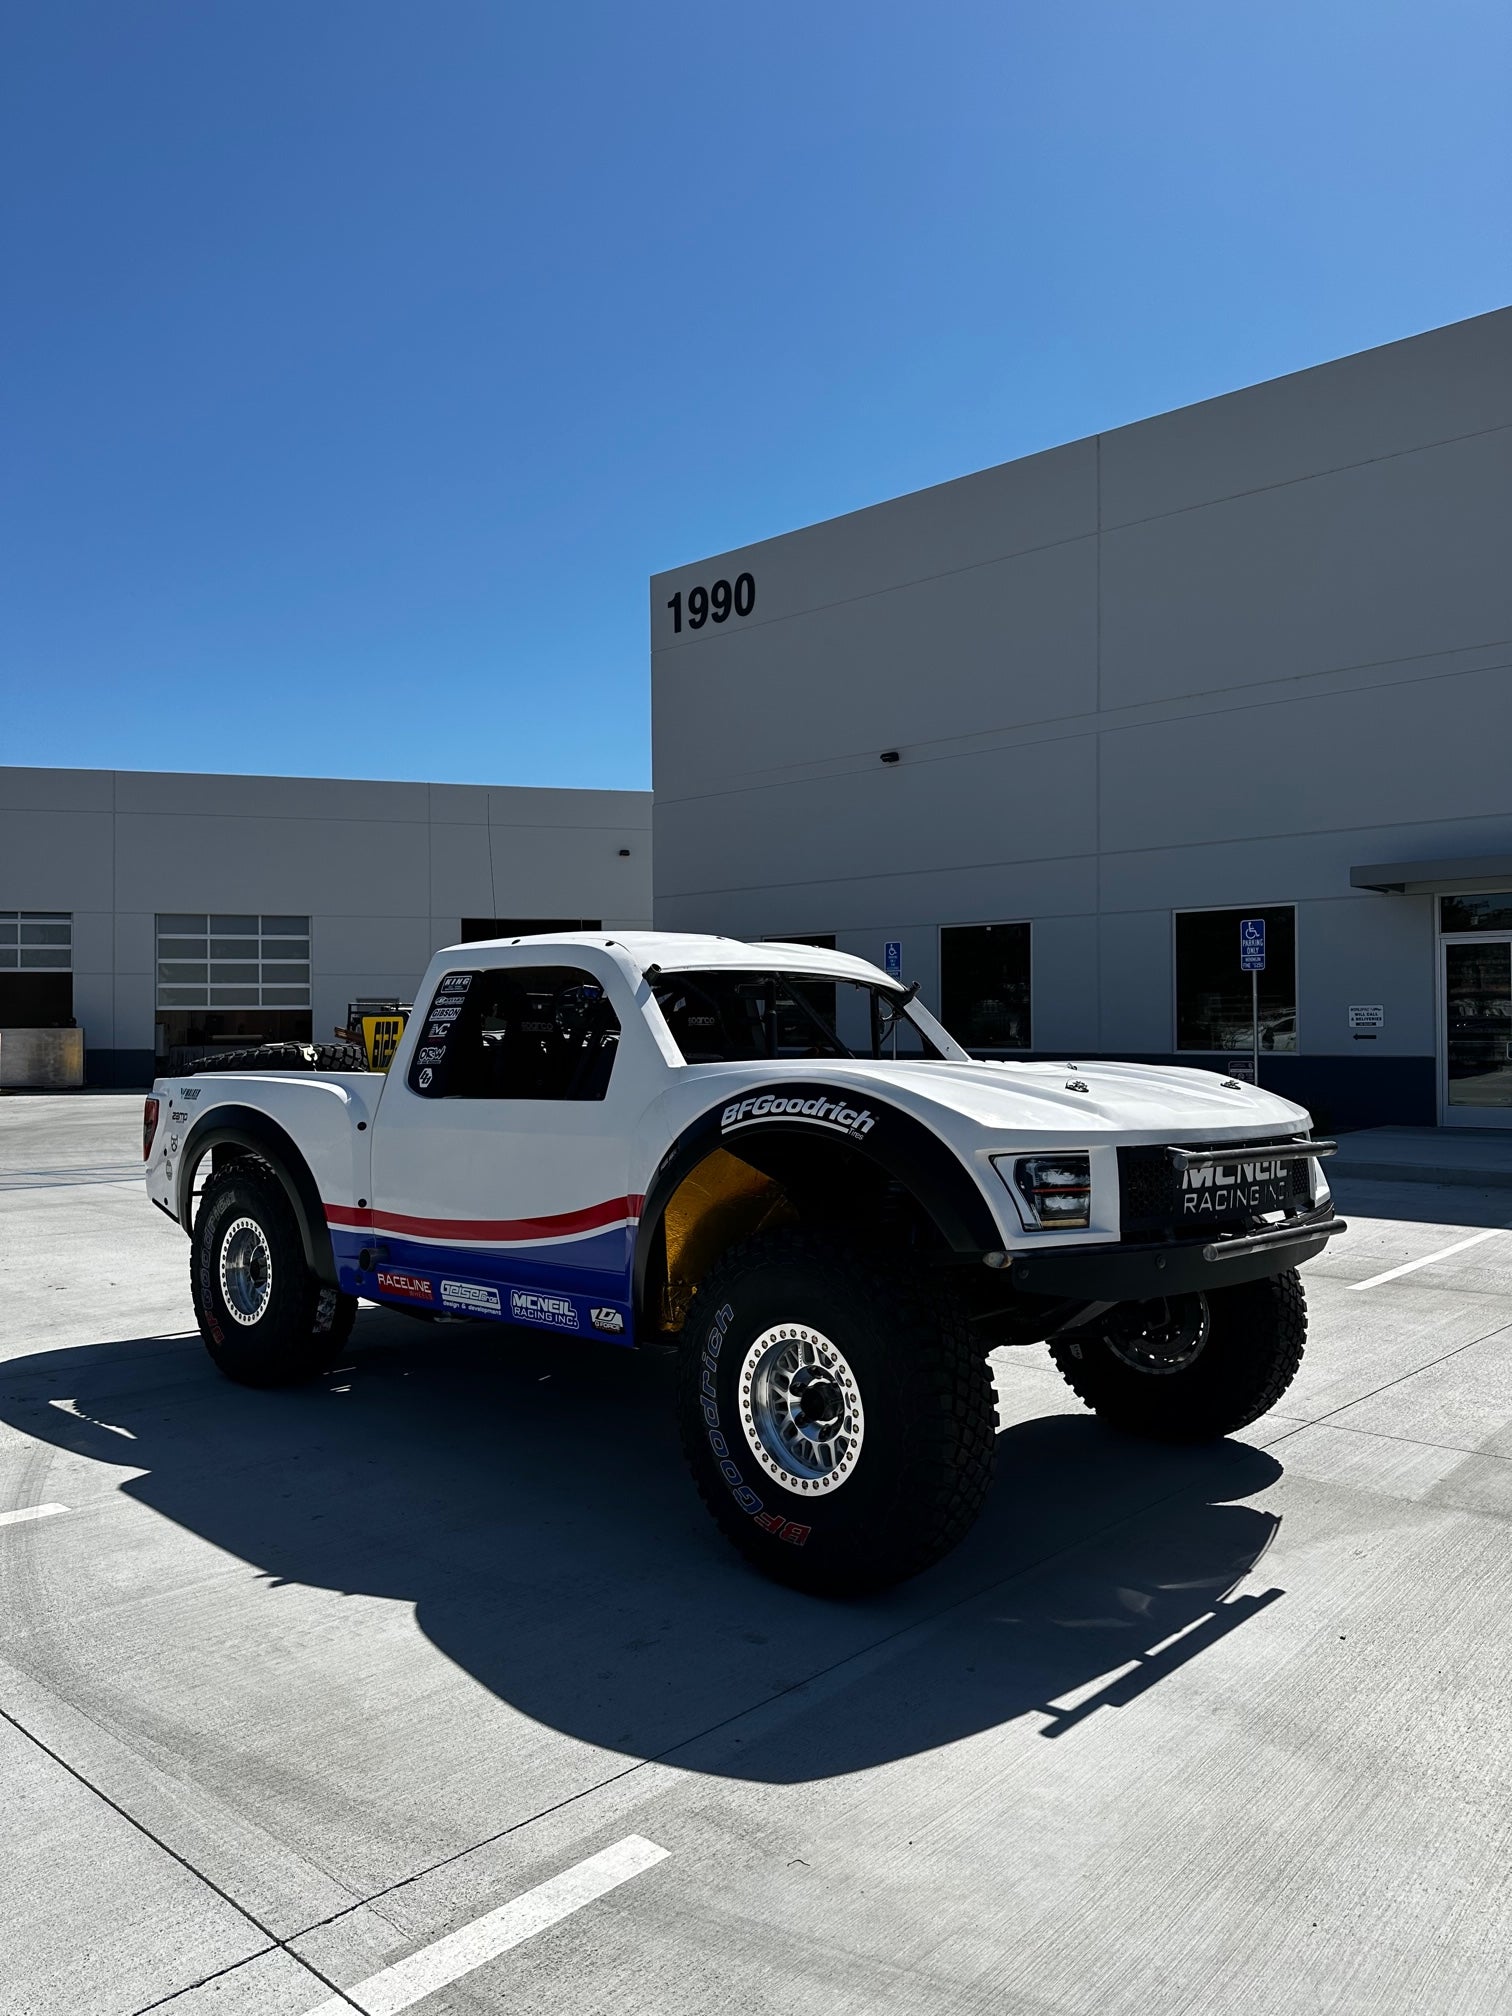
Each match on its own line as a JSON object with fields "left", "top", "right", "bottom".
{"left": 1004, "top": 1203, "right": 1346, "bottom": 1303}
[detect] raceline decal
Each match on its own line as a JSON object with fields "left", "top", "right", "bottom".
{"left": 376, "top": 1269, "right": 435, "bottom": 1302}
{"left": 510, "top": 1289, "right": 579, "bottom": 1330}
{"left": 441, "top": 1279, "right": 502, "bottom": 1314}
{"left": 699, "top": 1302, "right": 810, "bottom": 1547}
{"left": 721, "top": 1093, "right": 876, "bottom": 1139}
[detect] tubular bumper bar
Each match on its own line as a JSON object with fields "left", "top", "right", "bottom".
{"left": 1201, "top": 1204, "right": 1347, "bottom": 1263}
{"left": 1007, "top": 1203, "right": 1346, "bottom": 1302}
{"left": 1167, "top": 1137, "right": 1336, "bottom": 1172}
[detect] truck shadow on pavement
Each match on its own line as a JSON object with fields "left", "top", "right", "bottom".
{"left": 0, "top": 1314, "right": 1285, "bottom": 1783}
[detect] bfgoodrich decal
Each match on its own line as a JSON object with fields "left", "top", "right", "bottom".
{"left": 510, "top": 1289, "right": 580, "bottom": 1331}
{"left": 722, "top": 1092, "right": 876, "bottom": 1139}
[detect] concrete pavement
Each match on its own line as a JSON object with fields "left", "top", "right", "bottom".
{"left": 2, "top": 1095, "right": 1510, "bottom": 2014}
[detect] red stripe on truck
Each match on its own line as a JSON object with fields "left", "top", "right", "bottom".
{"left": 324, "top": 1195, "right": 644, "bottom": 1242}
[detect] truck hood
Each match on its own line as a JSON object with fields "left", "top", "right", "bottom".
{"left": 693, "top": 1057, "right": 1313, "bottom": 1146}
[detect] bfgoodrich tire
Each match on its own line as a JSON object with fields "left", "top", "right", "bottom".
{"left": 1048, "top": 1269, "right": 1306, "bottom": 1442}
{"left": 190, "top": 1157, "right": 356, "bottom": 1386}
{"left": 678, "top": 1227, "right": 998, "bottom": 1595}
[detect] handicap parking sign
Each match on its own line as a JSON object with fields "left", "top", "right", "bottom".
{"left": 884, "top": 940, "right": 902, "bottom": 979}
{"left": 1240, "top": 917, "right": 1266, "bottom": 972}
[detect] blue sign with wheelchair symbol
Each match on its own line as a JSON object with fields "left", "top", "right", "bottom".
{"left": 1240, "top": 917, "right": 1266, "bottom": 972}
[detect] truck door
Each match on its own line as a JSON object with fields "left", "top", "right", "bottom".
{"left": 360, "top": 955, "right": 640, "bottom": 1339}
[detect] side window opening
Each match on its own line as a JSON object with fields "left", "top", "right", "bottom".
{"left": 408, "top": 966, "right": 620, "bottom": 1100}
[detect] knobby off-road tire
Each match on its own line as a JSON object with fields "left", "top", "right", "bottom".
{"left": 187, "top": 1042, "right": 367, "bottom": 1074}
{"left": 190, "top": 1157, "right": 356, "bottom": 1386}
{"left": 1048, "top": 1269, "right": 1306, "bottom": 1442}
{"left": 677, "top": 1227, "right": 998, "bottom": 1595}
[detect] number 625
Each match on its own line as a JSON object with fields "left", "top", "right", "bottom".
{"left": 666, "top": 572, "right": 755, "bottom": 634}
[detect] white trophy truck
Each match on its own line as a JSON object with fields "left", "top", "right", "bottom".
{"left": 144, "top": 933, "right": 1343, "bottom": 1594}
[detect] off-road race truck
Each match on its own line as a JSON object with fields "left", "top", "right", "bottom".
{"left": 143, "top": 932, "right": 1344, "bottom": 1594}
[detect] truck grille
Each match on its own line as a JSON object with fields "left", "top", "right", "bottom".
{"left": 1118, "top": 1143, "right": 1311, "bottom": 1240}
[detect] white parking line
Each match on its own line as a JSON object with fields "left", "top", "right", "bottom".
{"left": 301, "top": 1835, "right": 669, "bottom": 2016}
{"left": 1349, "top": 1227, "right": 1507, "bottom": 1292}
{"left": 0, "top": 1503, "right": 70, "bottom": 1528}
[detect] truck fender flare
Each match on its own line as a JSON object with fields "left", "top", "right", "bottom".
{"left": 176, "top": 1106, "right": 338, "bottom": 1288}
{"left": 632, "top": 1084, "right": 999, "bottom": 1323}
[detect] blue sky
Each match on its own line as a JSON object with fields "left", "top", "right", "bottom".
{"left": 3, "top": 1, "right": 1507, "bottom": 790}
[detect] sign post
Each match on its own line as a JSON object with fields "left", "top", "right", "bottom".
{"left": 1239, "top": 917, "right": 1266, "bottom": 1085}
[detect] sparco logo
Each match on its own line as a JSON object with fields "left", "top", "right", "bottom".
{"left": 510, "top": 1290, "right": 580, "bottom": 1331}
{"left": 721, "top": 1093, "right": 876, "bottom": 1138}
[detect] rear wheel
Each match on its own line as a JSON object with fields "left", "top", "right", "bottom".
{"left": 1048, "top": 1270, "right": 1306, "bottom": 1441}
{"left": 677, "top": 1227, "right": 997, "bottom": 1594}
{"left": 191, "top": 1157, "right": 356, "bottom": 1386}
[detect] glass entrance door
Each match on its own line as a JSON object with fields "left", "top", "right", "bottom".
{"left": 1440, "top": 935, "right": 1512, "bottom": 1126}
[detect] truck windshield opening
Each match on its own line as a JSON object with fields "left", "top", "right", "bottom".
{"left": 650, "top": 970, "right": 951, "bottom": 1063}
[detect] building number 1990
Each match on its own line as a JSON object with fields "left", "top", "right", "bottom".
{"left": 666, "top": 573, "right": 756, "bottom": 633}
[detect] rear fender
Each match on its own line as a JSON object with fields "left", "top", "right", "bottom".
{"left": 176, "top": 1106, "right": 338, "bottom": 1287}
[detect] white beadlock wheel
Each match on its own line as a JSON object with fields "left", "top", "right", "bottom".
{"left": 737, "top": 1324, "right": 865, "bottom": 1495}
{"left": 218, "top": 1216, "right": 274, "bottom": 1326}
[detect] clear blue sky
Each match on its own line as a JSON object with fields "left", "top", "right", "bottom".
{"left": 3, "top": 2, "right": 1507, "bottom": 789}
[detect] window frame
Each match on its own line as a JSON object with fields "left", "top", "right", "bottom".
{"left": 1171, "top": 901, "right": 1300, "bottom": 1055}
{"left": 406, "top": 961, "right": 623, "bottom": 1102}
{"left": 0, "top": 911, "right": 73, "bottom": 973}
{"left": 154, "top": 914, "right": 312, "bottom": 1013}
{"left": 937, "top": 918, "right": 1034, "bottom": 1054}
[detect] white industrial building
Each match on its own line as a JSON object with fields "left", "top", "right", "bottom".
{"left": 0, "top": 767, "right": 651, "bottom": 1084}
{"left": 651, "top": 308, "right": 1512, "bottom": 1132}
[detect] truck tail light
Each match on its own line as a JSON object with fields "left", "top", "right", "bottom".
{"left": 143, "top": 1097, "right": 160, "bottom": 1161}
{"left": 996, "top": 1152, "right": 1092, "bottom": 1230}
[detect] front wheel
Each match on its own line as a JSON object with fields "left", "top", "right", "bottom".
{"left": 190, "top": 1156, "right": 356, "bottom": 1386}
{"left": 677, "top": 1227, "right": 998, "bottom": 1595}
{"left": 1048, "top": 1269, "right": 1306, "bottom": 1441}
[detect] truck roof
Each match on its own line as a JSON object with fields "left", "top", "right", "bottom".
{"left": 436, "top": 930, "right": 895, "bottom": 985}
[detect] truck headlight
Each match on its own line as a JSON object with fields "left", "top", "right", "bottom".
{"left": 996, "top": 1152, "right": 1092, "bottom": 1230}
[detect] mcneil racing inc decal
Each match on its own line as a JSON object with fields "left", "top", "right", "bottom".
{"left": 699, "top": 1303, "right": 811, "bottom": 1549}
{"left": 721, "top": 1092, "right": 876, "bottom": 1140}
{"left": 1180, "top": 1156, "right": 1290, "bottom": 1217}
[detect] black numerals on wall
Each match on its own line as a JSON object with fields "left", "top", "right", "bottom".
{"left": 666, "top": 572, "right": 755, "bottom": 635}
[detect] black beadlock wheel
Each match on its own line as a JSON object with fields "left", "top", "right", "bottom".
{"left": 677, "top": 1226, "right": 998, "bottom": 1595}
{"left": 190, "top": 1157, "right": 356, "bottom": 1387}
{"left": 1048, "top": 1269, "right": 1307, "bottom": 1442}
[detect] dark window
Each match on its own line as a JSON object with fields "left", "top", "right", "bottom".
{"left": 0, "top": 972, "right": 73, "bottom": 1027}
{"left": 408, "top": 966, "right": 620, "bottom": 1100}
{"left": 1441, "top": 893, "right": 1512, "bottom": 933}
{"left": 459, "top": 918, "right": 601, "bottom": 942}
{"left": 1176, "top": 906, "right": 1297, "bottom": 1052}
{"left": 157, "top": 1009, "right": 313, "bottom": 1070}
{"left": 940, "top": 923, "right": 1031, "bottom": 1050}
